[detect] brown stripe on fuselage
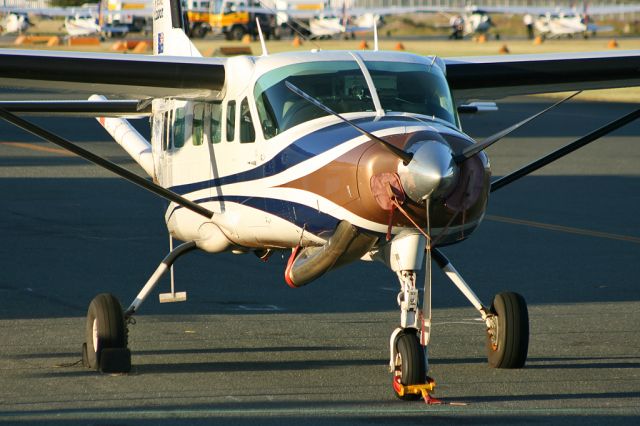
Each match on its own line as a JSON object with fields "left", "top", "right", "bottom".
{"left": 279, "top": 128, "right": 491, "bottom": 244}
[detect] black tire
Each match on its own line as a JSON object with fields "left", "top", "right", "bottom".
{"left": 393, "top": 331, "right": 426, "bottom": 401}
{"left": 84, "top": 293, "right": 127, "bottom": 371}
{"left": 231, "top": 25, "right": 244, "bottom": 41}
{"left": 486, "top": 292, "right": 529, "bottom": 368}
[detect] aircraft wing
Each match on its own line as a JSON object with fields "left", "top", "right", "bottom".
{"left": 0, "top": 49, "right": 225, "bottom": 101}
{"left": 445, "top": 50, "right": 640, "bottom": 101}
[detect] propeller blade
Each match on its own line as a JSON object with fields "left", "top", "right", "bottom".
{"left": 454, "top": 91, "right": 580, "bottom": 164}
{"left": 0, "top": 108, "right": 214, "bottom": 219}
{"left": 285, "top": 81, "right": 413, "bottom": 164}
{"left": 491, "top": 107, "right": 640, "bottom": 192}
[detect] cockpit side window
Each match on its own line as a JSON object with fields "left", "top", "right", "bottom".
{"left": 254, "top": 61, "right": 375, "bottom": 139}
{"left": 239, "top": 97, "right": 255, "bottom": 143}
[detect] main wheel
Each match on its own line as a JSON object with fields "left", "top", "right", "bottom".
{"left": 84, "top": 293, "right": 128, "bottom": 371}
{"left": 393, "top": 331, "right": 426, "bottom": 401}
{"left": 486, "top": 292, "right": 529, "bottom": 368}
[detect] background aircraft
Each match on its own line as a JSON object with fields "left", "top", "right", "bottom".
{"left": 1, "top": 0, "right": 640, "bottom": 403}
{"left": 478, "top": 2, "right": 640, "bottom": 39}
{"left": 0, "top": 11, "right": 31, "bottom": 34}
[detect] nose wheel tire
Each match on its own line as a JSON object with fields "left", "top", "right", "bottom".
{"left": 486, "top": 292, "right": 529, "bottom": 368}
{"left": 83, "top": 293, "right": 130, "bottom": 373}
{"left": 393, "top": 331, "right": 426, "bottom": 401}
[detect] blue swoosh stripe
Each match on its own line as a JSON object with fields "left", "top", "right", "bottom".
{"left": 194, "top": 195, "right": 340, "bottom": 236}
{"left": 170, "top": 116, "right": 417, "bottom": 196}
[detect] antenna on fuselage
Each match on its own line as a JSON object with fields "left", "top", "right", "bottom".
{"left": 256, "top": 17, "right": 268, "bottom": 56}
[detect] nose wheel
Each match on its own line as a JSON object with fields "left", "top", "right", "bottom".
{"left": 392, "top": 331, "right": 426, "bottom": 401}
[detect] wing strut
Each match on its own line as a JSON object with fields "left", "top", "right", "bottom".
{"left": 0, "top": 108, "right": 214, "bottom": 219}
{"left": 491, "top": 107, "right": 640, "bottom": 193}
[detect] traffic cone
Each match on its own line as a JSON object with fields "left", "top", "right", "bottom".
{"left": 477, "top": 34, "right": 487, "bottom": 43}
{"left": 499, "top": 44, "right": 510, "bottom": 54}
{"left": 292, "top": 35, "right": 302, "bottom": 47}
{"left": 359, "top": 39, "right": 369, "bottom": 49}
{"left": 241, "top": 34, "right": 251, "bottom": 44}
{"left": 608, "top": 39, "right": 619, "bottom": 48}
{"left": 534, "top": 35, "right": 544, "bottom": 45}
{"left": 394, "top": 42, "right": 405, "bottom": 51}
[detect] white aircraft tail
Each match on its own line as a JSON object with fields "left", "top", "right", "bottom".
{"left": 153, "top": 0, "right": 202, "bottom": 57}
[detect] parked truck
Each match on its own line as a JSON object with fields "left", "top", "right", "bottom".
{"left": 104, "top": 0, "right": 152, "bottom": 33}
{"left": 184, "top": 0, "right": 324, "bottom": 40}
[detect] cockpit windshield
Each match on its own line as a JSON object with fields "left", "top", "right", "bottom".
{"left": 253, "top": 59, "right": 458, "bottom": 139}
{"left": 364, "top": 60, "right": 457, "bottom": 126}
{"left": 254, "top": 61, "right": 375, "bottom": 139}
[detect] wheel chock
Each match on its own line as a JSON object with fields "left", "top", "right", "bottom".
{"left": 393, "top": 376, "right": 441, "bottom": 405}
{"left": 99, "top": 348, "right": 131, "bottom": 374}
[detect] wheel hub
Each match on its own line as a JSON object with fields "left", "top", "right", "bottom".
{"left": 92, "top": 318, "right": 98, "bottom": 352}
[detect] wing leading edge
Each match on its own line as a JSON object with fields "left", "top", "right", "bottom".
{"left": 0, "top": 49, "right": 226, "bottom": 100}
{"left": 445, "top": 50, "right": 640, "bottom": 101}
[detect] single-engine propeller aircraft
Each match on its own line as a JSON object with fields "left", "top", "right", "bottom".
{"left": 1, "top": 0, "right": 640, "bottom": 403}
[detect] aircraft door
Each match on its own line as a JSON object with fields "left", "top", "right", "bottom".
{"left": 150, "top": 103, "right": 173, "bottom": 187}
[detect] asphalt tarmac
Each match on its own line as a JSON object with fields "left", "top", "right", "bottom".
{"left": 0, "top": 98, "right": 639, "bottom": 425}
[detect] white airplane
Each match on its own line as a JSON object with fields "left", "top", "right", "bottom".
{"left": 64, "top": 13, "right": 102, "bottom": 37}
{"left": 2, "top": 0, "right": 640, "bottom": 403}
{"left": 533, "top": 11, "right": 612, "bottom": 39}
{"left": 0, "top": 12, "right": 31, "bottom": 34}
{"left": 307, "top": 11, "right": 380, "bottom": 38}
{"left": 478, "top": 2, "right": 640, "bottom": 39}
{"left": 0, "top": 5, "right": 139, "bottom": 37}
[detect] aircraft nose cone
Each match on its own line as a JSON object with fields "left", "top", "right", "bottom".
{"left": 398, "top": 140, "right": 458, "bottom": 203}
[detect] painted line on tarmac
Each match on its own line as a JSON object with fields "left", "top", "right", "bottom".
{"left": 486, "top": 214, "right": 640, "bottom": 244}
{"left": 0, "top": 405, "right": 637, "bottom": 421}
{"left": 0, "top": 141, "right": 74, "bottom": 156}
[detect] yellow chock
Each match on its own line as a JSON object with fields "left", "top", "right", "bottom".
{"left": 241, "top": 34, "right": 252, "bottom": 44}
{"left": 534, "top": 35, "right": 544, "bottom": 45}
{"left": 394, "top": 42, "right": 405, "bottom": 51}
{"left": 608, "top": 39, "right": 619, "bottom": 49}
{"left": 292, "top": 35, "right": 302, "bottom": 47}
{"left": 359, "top": 39, "right": 369, "bottom": 50}
{"left": 499, "top": 44, "right": 510, "bottom": 54}
{"left": 393, "top": 376, "right": 441, "bottom": 405}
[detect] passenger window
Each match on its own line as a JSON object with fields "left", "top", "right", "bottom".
{"left": 173, "top": 108, "right": 186, "bottom": 148}
{"left": 210, "top": 102, "right": 222, "bottom": 143}
{"left": 226, "top": 101, "right": 236, "bottom": 142}
{"left": 240, "top": 97, "right": 255, "bottom": 143}
{"left": 193, "top": 104, "right": 204, "bottom": 146}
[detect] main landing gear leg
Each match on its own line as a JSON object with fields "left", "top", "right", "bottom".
{"left": 432, "top": 248, "right": 529, "bottom": 368}
{"left": 81, "top": 241, "right": 198, "bottom": 373}
{"left": 389, "top": 270, "right": 432, "bottom": 401}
